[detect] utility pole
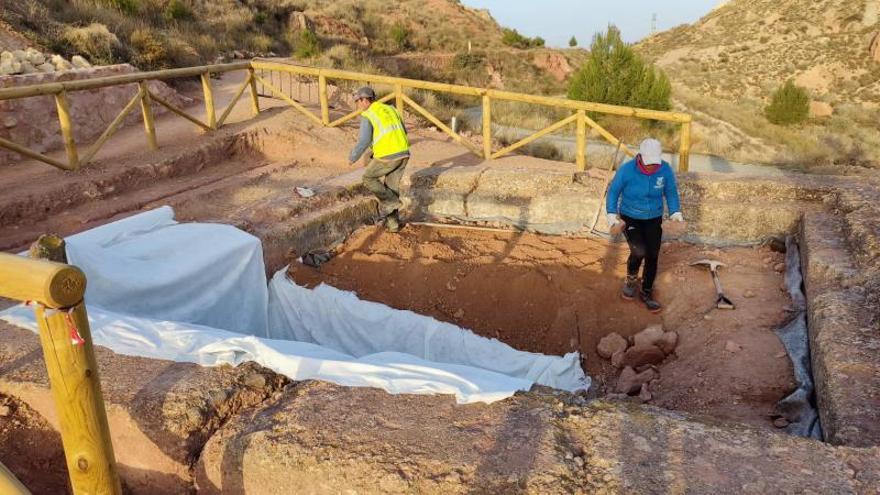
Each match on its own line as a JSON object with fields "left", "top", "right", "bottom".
{"left": 651, "top": 13, "right": 657, "bottom": 35}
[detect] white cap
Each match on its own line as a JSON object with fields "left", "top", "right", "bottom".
{"left": 639, "top": 138, "right": 663, "bottom": 165}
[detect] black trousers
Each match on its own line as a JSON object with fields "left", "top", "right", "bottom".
{"left": 620, "top": 214, "right": 663, "bottom": 291}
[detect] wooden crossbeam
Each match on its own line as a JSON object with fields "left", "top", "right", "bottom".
{"left": 491, "top": 113, "right": 578, "bottom": 160}
{"left": 80, "top": 89, "right": 143, "bottom": 165}
{"left": 400, "top": 93, "right": 482, "bottom": 156}
{"left": 253, "top": 73, "right": 323, "bottom": 126}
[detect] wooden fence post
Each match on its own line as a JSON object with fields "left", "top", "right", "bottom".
{"left": 482, "top": 94, "right": 491, "bottom": 160}
{"left": 138, "top": 82, "right": 158, "bottom": 150}
{"left": 54, "top": 91, "right": 79, "bottom": 170}
{"left": 319, "top": 74, "right": 329, "bottom": 125}
{"left": 248, "top": 68, "right": 260, "bottom": 116}
{"left": 395, "top": 83, "right": 404, "bottom": 116}
{"left": 200, "top": 72, "right": 216, "bottom": 130}
{"left": 0, "top": 252, "right": 121, "bottom": 495}
{"left": 679, "top": 121, "right": 691, "bottom": 172}
{"left": 576, "top": 109, "right": 587, "bottom": 171}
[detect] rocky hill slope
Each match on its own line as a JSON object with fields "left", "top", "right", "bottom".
{"left": 637, "top": 0, "right": 880, "bottom": 168}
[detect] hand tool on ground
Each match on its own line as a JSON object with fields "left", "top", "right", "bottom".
{"left": 690, "top": 259, "right": 735, "bottom": 310}
{"left": 587, "top": 141, "right": 624, "bottom": 239}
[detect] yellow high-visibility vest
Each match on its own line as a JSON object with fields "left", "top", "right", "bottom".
{"left": 362, "top": 101, "right": 409, "bottom": 159}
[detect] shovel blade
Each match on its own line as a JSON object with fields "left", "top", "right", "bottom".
{"left": 716, "top": 294, "right": 736, "bottom": 310}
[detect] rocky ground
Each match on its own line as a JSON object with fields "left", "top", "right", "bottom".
{"left": 289, "top": 224, "right": 798, "bottom": 429}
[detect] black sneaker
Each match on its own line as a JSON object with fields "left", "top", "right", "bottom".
{"left": 621, "top": 275, "right": 638, "bottom": 300}
{"left": 640, "top": 289, "right": 662, "bottom": 313}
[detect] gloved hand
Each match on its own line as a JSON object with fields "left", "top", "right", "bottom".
{"left": 669, "top": 212, "right": 685, "bottom": 222}
{"left": 606, "top": 213, "right": 621, "bottom": 227}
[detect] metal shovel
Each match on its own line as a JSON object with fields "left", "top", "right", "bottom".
{"left": 691, "top": 259, "right": 736, "bottom": 310}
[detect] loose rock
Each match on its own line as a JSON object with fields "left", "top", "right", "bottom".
{"left": 616, "top": 366, "right": 658, "bottom": 395}
{"left": 633, "top": 325, "right": 664, "bottom": 348}
{"left": 773, "top": 417, "right": 790, "bottom": 428}
{"left": 621, "top": 344, "right": 666, "bottom": 368}
{"left": 597, "top": 332, "right": 628, "bottom": 359}
{"left": 725, "top": 340, "right": 743, "bottom": 353}
{"left": 744, "top": 290, "right": 756, "bottom": 298}
{"left": 0, "top": 405, "right": 10, "bottom": 417}
{"left": 638, "top": 383, "right": 653, "bottom": 402}
{"left": 773, "top": 262, "right": 785, "bottom": 273}
{"left": 453, "top": 309, "right": 465, "bottom": 319}
{"left": 656, "top": 331, "right": 678, "bottom": 355}
{"left": 611, "top": 350, "right": 625, "bottom": 368}
{"left": 71, "top": 55, "right": 91, "bottom": 68}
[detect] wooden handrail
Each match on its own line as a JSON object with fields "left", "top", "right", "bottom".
{"left": 0, "top": 59, "right": 693, "bottom": 171}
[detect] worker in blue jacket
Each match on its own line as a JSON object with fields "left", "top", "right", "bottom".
{"left": 606, "top": 138, "right": 685, "bottom": 313}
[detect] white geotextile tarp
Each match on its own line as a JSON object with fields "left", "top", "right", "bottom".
{"left": 268, "top": 271, "right": 590, "bottom": 392}
{"left": 61, "top": 206, "right": 268, "bottom": 336}
{"left": 0, "top": 305, "right": 531, "bottom": 404}
{"left": 1, "top": 206, "right": 590, "bottom": 403}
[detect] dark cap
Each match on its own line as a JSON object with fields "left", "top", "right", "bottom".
{"left": 353, "top": 86, "right": 376, "bottom": 101}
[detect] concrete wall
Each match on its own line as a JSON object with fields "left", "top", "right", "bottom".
{"left": 0, "top": 64, "right": 190, "bottom": 165}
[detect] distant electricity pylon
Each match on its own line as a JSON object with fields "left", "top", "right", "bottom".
{"left": 651, "top": 13, "right": 657, "bottom": 34}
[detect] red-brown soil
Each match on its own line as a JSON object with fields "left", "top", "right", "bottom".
{"left": 289, "top": 225, "right": 798, "bottom": 429}
{"left": 0, "top": 394, "right": 69, "bottom": 494}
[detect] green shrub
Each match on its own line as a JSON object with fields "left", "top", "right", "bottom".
{"left": 294, "top": 29, "right": 321, "bottom": 59}
{"left": 567, "top": 25, "right": 671, "bottom": 111}
{"left": 453, "top": 51, "right": 485, "bottom": 71}
{"left": 164, "top": 0, "right": 193, "bottom": 22}
{"left": 130, "top": 28, "right": 168, "bottom": 70}
{"left": 501, "top": 28, "right": 543, "bottom": 49}
{"left": 765, "top": 79, "right": 810, "bottom": 126}
{"left": 389, "top": 22, "right": 410, "bottom": 52}
{"left": 569, "top": 36, "right": 577, "bottom": 47}
{"left": 95, "top": 0, "right": 139, "bottom": 15}
{"left": 61, "top": 23, "right": 120, "bottom": 65}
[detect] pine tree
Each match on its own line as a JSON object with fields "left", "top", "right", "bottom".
{"left": 569, "top": 36, "right": 578, "bottom": 47}
{"left": 567, "top": 25, "right": 670, "bottom": 111}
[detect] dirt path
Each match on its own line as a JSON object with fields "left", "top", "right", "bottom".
{"left": 289, "top": 225, "right": 797, "bottom": 429}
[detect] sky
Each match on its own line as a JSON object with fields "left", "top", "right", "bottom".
{"left": 460, "top": 0, "right": 721, "bottom": 47}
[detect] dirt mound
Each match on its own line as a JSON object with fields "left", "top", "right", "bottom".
{"left": 0, "top": 394, "right": 69, "bottom": 494}
{"left": 289, "top": 225, "right": 797, "bottom": 428}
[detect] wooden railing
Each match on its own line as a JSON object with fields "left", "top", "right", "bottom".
{"left": 0, "top": 59, "right": 693, "bottom": 172}
{"left": 0, "top": 249, "right": 121, "bottom": 494}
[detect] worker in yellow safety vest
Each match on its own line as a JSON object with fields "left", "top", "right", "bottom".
{"left": 348, "top": 86, "right": 411, "bottom": 232}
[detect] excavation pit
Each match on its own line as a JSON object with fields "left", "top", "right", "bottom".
{"left": 289, "top": 224, "right": 798, "bottom": 429}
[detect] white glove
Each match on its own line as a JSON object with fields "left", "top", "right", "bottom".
{"left": 669, "top": 212, "right": 685, "bottom": 222}
{"left": 606, "top": 213, "right": 620, "bottom": 226}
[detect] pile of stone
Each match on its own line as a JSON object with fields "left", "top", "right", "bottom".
{"left": 596, "top": 325, "right": 678, "bottom": 402}
{"left": 0, "top": 48, "right": 92, "bottom": 76}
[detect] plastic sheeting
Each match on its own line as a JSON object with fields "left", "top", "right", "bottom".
{"left": 0, "top": 305, "right": 532, "bottom": 404}
{"left": 774, "top": 236, "right": 822, "bottom": 439}
{"left": 267, "top": 270, "right": 590, "bottom": 392}
{"left": 1, "top": 206, "right": 590, "bottom": 403}
{"left": 62, "top": 206, "right": 269, "bottom": 336}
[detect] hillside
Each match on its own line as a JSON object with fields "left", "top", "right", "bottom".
{"left": 637, "top": 0, "right": 880, "bottom": 168}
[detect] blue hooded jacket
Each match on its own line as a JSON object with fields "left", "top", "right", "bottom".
{"left": 605, "top": 157, "right": 681, "bottom": 220}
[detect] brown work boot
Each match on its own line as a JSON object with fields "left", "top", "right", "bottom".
{"left": 621, "top": 275, "right": 638, "bottom": 300}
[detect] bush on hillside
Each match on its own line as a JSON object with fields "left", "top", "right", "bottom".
{"left": 567, "top": 25, "right": 671, "bottom": 111}
{"left": 61, "top": 23, "right": 120, "bottom": 65}
{"left": 129, "top": 28, "right": 167, "bottom": 70}
{"left": 765, "top": 79, "right": 810, "bottom": 126}
{"left": 294, "top": 29, "right": 321, "bottom": 59}
{"left": 501, "top": 28, "right": 544, "bottom": 49}
{"left": 389, "top": 22, "right": 410, "bottom": 52}
{"left": 569, "top": 36, "right": 578, "bottom": 47}
{"left": 164, "top": 0, "right": 194, "bottom": 22}
{"left": 453, "top": 51, "right": 485, "bottom": 71}
{"left": 95, "top": 0, "right": 138, "bottom": 15}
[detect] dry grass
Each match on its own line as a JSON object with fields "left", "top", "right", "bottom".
{"left": 61, "top": 22, "right": 119, "bottom": 64}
